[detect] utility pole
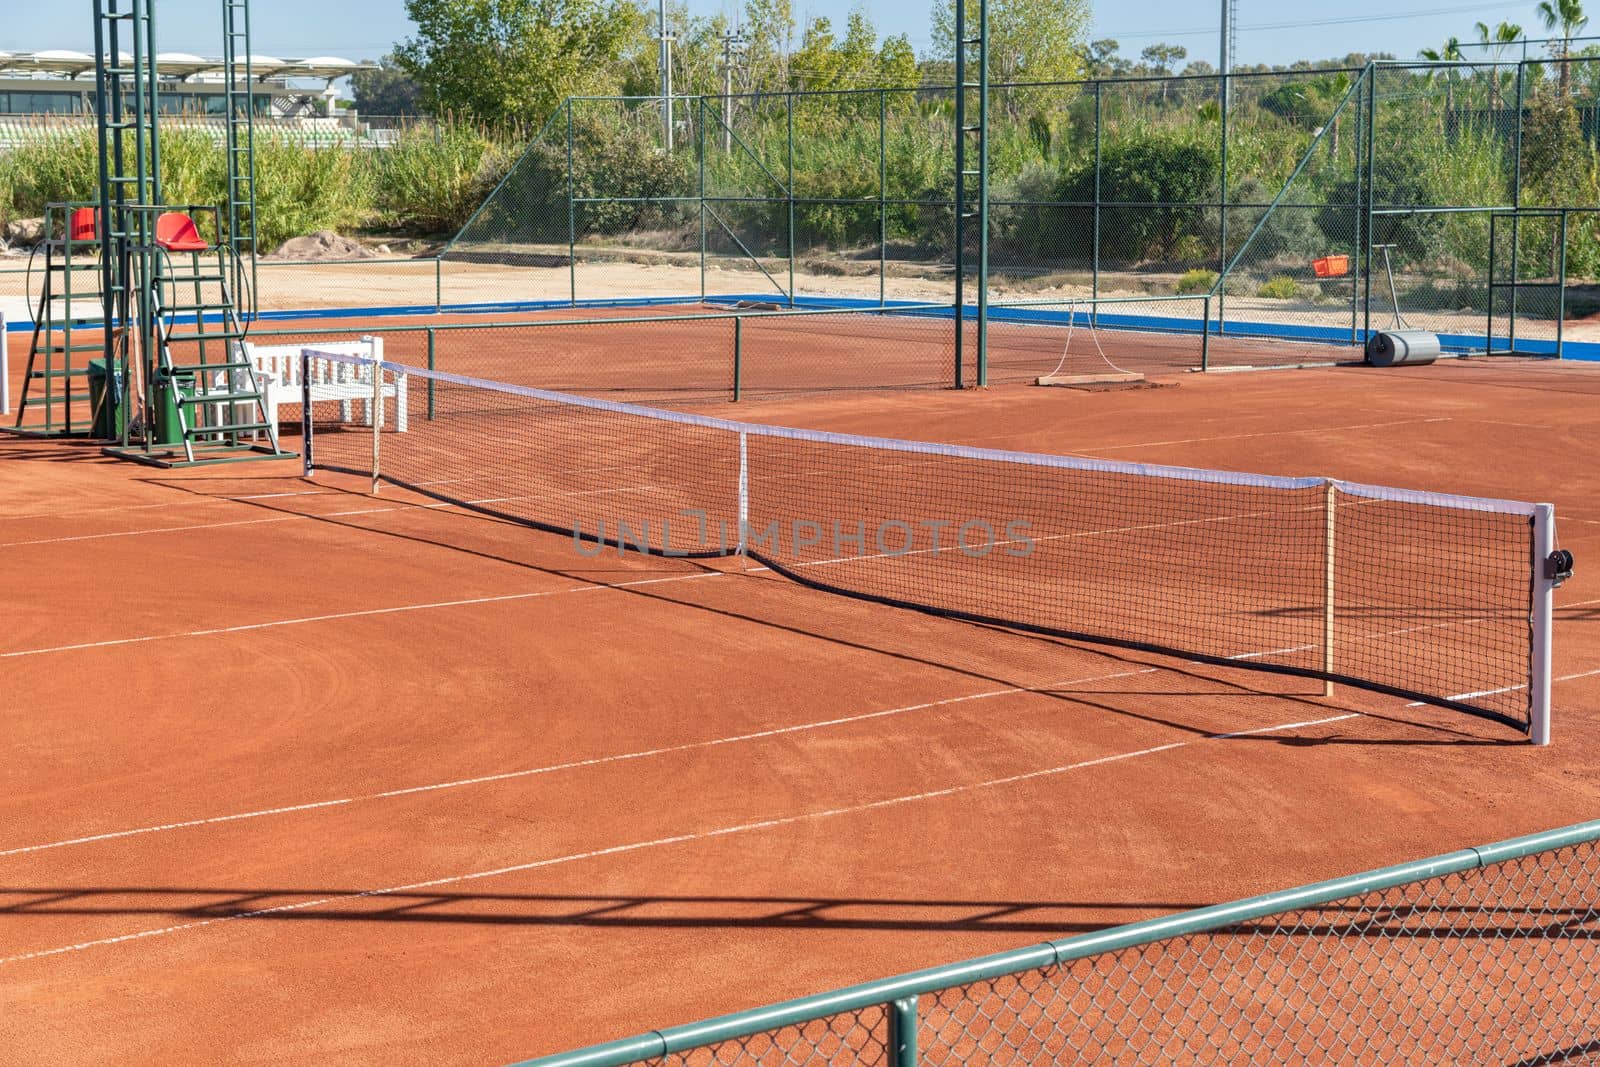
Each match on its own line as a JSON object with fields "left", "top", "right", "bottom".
{"left": 719, "top": 28, "right": 746, "bottom": 153}
{"left": 658, "top": 0, "right": 674, "bottom": 151}
{"left": 1220, "top": 0, "right": 1236, "bottom": 106}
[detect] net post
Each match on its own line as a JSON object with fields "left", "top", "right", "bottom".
{"left": 1324, "top": 479, "right": 1337, "bottom": 697}
{"left": 1201, "top": 295, "right": 1211, "bottom": 371}
{"left": 887, "top": 996, "right": 918, "bottom": 1067}
{"left": 736, "top": 431, "right": 749, "bottom": 558}
{"left": 732, "top": 317, "right": 742, "bottom": 402}
{"left": 426, "top": 328, "right": 436, "bottom": 420}
{"left": 1531, "top": 503, "right": 1556, "bottom": 746}
{"left": 300, "top": 348, "right": 313, "bottom": 479}
{"left": 369, "top": 347, "right": 382, "bottom": 496}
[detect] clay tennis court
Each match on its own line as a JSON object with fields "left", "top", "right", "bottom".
{"left": 4, "top": 324, "right": 1600, "bottom": 1063}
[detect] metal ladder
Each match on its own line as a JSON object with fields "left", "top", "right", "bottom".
{"left": 222, "top": 0, "right": 258, "bottom": 317}
{"left": 92, "top": 0, "right": 160, "bottom": 444}
{"left": 149, "top": 216, "right": 284, "bottom": 464}
{"left": 11, "top": 207, "right": 106, "bottom": 436}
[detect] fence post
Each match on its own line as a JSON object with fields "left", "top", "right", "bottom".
{"left": 787, "top": 93, "right": 796, "bottom": 308}
{"left": 567, "top": 100, "right": 577, "bottom": 307}
{"left": 880, "top": 90, "right": 888, "bottom": 309}
{"left": 888, "top": 997, "right": 918, "bottom": 1067}
{"left": 1362, "top": 64, "right": 1377, "bottom": 345}
{"left": 1218, "top": 70, "right": 1228, "bottom": 335}
{"left": 699, "top": 96, "right": 708, "bottom": 305}
{"left": 434, "top": 255, "right": 442, "bottom": 314}
{"left": 1557, "top": 210, "right": 1568, "bottom": 359}
{"left": 1092, "top": 80, "right": 1102, "bottom": 313}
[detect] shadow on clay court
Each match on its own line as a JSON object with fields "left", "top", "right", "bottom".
{"left": 1, "top": 886, "right": 1591, "bottom": 938}
{"left": 138, "top": 475, "right": 1518, "bottom": 748}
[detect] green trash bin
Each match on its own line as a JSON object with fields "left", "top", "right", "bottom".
{"left": 86, "top": 359, "right": 126, "bottom": 441}
{"left": 153, "top": 365, "right": 195, "bottom": 446}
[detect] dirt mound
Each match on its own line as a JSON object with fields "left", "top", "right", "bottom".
{"left": 269, "top": 230, "right": 375, "bottom": 261}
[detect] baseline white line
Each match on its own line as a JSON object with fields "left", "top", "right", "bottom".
{"left": 0, "top": 571, "right": 722, "bottom": 660}
{"left": 0, "top": 667, "right": 1160, "bottom": 859}
{"left": 0, "top": 713, "right": 1358, "bottom": 968}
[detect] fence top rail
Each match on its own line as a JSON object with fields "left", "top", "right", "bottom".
{"left": 508, "top": 818, "right": 1600, "bottom": 1067}
{"left": 246, "top": 301, "right": 956, "bottom": 343}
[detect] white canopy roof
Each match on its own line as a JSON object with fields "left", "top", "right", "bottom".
{"left": 0, "top": 50, "right": 374, "bottom": 81}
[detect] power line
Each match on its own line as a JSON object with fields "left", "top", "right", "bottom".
{"left": 1103, "top": 0, "right": 1519, "bottom": 42}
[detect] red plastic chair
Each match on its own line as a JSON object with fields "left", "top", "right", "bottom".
{"left": 155, "top": 212, "right": 209, "bottom": 252}
{"left": 69, "top": 207, "right": 99, "bottom": 243}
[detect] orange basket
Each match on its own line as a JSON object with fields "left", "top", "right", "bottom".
{"left": 1312, "top": 254, "right": 1349, "bottom": 278}
{"left": 68, "top": 207, "right": 99, "bottom": 243}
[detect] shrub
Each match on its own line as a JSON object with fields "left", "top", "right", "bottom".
{"left": 1257, "top": 275, "right": 1300, "bottom": 299}
{"left": 373, "top": 120, "right": 506, "bottom": 234}
{"left": 1176, "top": 268, "right": 1217, "bottom": 294}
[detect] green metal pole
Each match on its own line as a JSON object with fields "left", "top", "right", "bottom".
{"left": 1351, "top": 70, "right": 1363, "bottom": 345}
{"left": 1217, "top": 69, "right": 1228, "bottom": 336}
{"left": 1510, "top": 63, "right": 1526, "bottom": 351}
{"left": 787, "top": 93, "right": 796, "bottom": 307}
{"left": 1201, "top": 294, "right": 1211, "bottom": 371}
{"left": 1557, "top": 210, "right": 1568, "bottom": 359}
{"left": 1092, "top": 81, "right": 1102, "bottom": 317}
{"left": 1362, "top": 63, "right": 1377, "bottom": 346}
{"left": 1487, "top": 213, "right": 1498, "bottom": 353}
{"left": 953, "top": 1, "right": 966, "bottom": 390}
{"left": 427, "top": 328, "right": 436, "bottom": 418}
{"left": 879, "top": 90, "right": 887, "bottom": 310}
{"left": 732, "top": 316, "right": 742, "bottom": 401}
{"left": 975, "top": 0, "right": 989, "bottom": 388}
{"left": 888, "top": 997, "right": 918, "bottom": 1067}
{"left": 567, "top": 100, "right": 577, "bottom": 307}
{"left": 699, "top": 96, "right": 708, "bottom": 305}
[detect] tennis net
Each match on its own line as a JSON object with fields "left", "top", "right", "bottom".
{"left": 299, "top": 347, "right": 1565, "bottom": 741}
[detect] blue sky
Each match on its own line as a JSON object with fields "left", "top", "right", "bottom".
{"left": 0, "top": 1, "right": 1569, "bottom": 68}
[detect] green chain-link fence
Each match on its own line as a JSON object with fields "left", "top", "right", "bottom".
{"left": 511, "top": 818, "right": 1600, "bottom": 1067}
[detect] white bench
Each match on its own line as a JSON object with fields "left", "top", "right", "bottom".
{"left": 244, "top": 336, "right": 407, "bottom": 432}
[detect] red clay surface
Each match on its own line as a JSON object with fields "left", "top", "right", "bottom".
{"left": 3, "top": 303, "right": 1344, "bottom": 434}
{"left": 3, "top": 334, "right": 1600, "bottom": 1065}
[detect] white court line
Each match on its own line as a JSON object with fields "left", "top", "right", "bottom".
{"left": 0, "top": 712, "right": 1358, "bottom": 968}
{"left": 0, "top": 570, "right": 723, "bottom": 660}
{"left": 0, "top": 501, "right": 457, "bottom": 548}
{"left": 0, "top": 489, "right": 331, "bottom": 524}
{"left": 0, "top": 666, "right": 1161, "bottom": 860}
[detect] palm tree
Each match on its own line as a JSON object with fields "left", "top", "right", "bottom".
{"left": 1538, "top": 0, "right": 1590, "bottom": 96}
{"left": 1419, "top": 37, "right": 1465, "bottom": 113}
{"left": 1475, "top": 20, "right": 1523, "bottom": 108}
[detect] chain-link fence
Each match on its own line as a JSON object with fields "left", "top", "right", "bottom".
{"left": 512, "top": 819, "right": 1600, "bottom": 1067}
{"left": 425, "top": 56, "right": 1600, "bottom": 376}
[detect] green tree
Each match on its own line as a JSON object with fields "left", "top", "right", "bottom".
{"left": 743, "top": 0, "right": 796, "bottom": 92}
{"left": 351, "top": 52, "right": 424, "bottom": 116}
{"left": 1083, "top": 38, "right": 1130, "bottom": 77}
{"left": 1418, "top": 36, "right": 1464, "bottom": 114}
{"left": 1474, "top": 20, "right": 1523, "bottom": 108}
{"left": 1539, "top": 0, "right": 1590, "bottom": 96}
{"left": 1139, "top": 43, "right": 1187, "bottom": 75}
{"left": 397, "top": 0, "right": 644, "bottom": 126}
{"left": 931, "top": 0, "right": 1091, "bottom": 86}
